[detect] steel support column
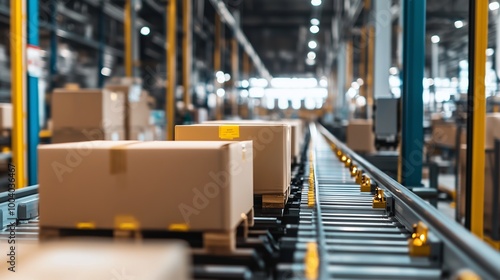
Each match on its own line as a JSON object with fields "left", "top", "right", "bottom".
{"left": 49, "top": 0, "right": 57, "bottom": 89}
{"left": 400, "top": 0, "right": 425, "bottom": 186}
{"left": 27, "top": 0, "right": 38, "bottom": 185}
{"left": 166, "top": 0, "right": 177, "bottom": 140}
{"left": 11, "top": 0, "right": 26, "bottom": 188}
{"left": 465, "top": 0, "right": 487, "bottom": 238}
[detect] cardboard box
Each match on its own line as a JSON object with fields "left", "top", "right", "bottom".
{"left": 39, "top": 141, "right": 253, "bottom": 231}
{"left": 0, "top": 103, "right": 12, "bottom": 130}
{"left": 105, "top": 85, "right": 151, "bottom": 132}
{"left": 52, "top": 127, "right": 124, "bottom": 143}
{"left": 129, "top": 126, "right": 155, "bottom": 141}
{"left": 0, "top": 240, "right": 190, "bottom": 280}
{"left": 176, "top": 124, "right": 291, "bottom": 194}
{"left": 432, "top": 122, "right": 466, "bottom": 148}
{"left": 459, "top": 145, "right": 500, "bottom": 235}
{"left": 486, "top": 113, "right": 500, "bottom": 149}
{"left": 204, "top": 119, "right": 302, "bottom": 163}
{"left": 346, "top": 119, "right": 376, "bottom": 153}
{"left": 52, "top": 89, "right": 125, "bottom": 130}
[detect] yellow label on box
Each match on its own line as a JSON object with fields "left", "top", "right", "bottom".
{"left": 219, "top": 125, "right": 240, "bottom": 140}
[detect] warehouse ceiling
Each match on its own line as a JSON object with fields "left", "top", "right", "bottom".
{"left": 235, "top": 0, "right": 496, "bottom": 78}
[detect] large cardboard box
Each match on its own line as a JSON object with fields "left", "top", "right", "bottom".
{"left": 39, "top": 141, "right": 253, "bottom": 231}
{"left": 346, "top": 119, "right": 376, "bottom": 153}
{"left": 52, "top": 127, "right": 124, "bottom": 143}
{"left": 176, "top": 124, "right": 291, "bottom": 194}
{"left": 0, "top": 241, "right": 190, "bottom": 280}
{"left": 459, "top": 146, "right": 500, "bottom": 235}
{"left": 0, "top": 103, "right": 12, "bottom": 130}
{"left": 204, "top": 120, "right": 302, "bottom": 163}
{"left": 52, "top": 89, "right": 125, "bottom": 130}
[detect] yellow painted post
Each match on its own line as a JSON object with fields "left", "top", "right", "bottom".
{"left": 11, "top": 0, "right": 26, "bottom": 188}
{"left": 166, "top": 0, "right": 177, "bottom": 140}
{"left": 182, "top": 0, "right": 192, "bottom": 107}
{"left": 214, "top": 14, "right": 222, "bottom": 120}
{"left": 470, "top": 0, "right": 488, "bottom": 238}
{"left": 231, "top": 38, "right": 239, "bottom": 117}
{"left": 124, "top": 0, "right": 132, "bottom": 77}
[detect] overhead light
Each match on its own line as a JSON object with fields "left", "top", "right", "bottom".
{"left": 351, "top": 82, "right": 360, "bottom": 90}
{"left": 311, "top": 0, "right": 322, "bottom": 6}
{"left": 489, "top": 1, "right": 500, "bottom": 11}
{"left": 224, "top": 73, "right": 231, "bottom": 82}
{"left": 356, "top": 78, "right": 364, "bottom": 86}
{"left": 241, "top": 80, "right": 249, "bottom": 88}
{"left": 454, "top": 20, "right": 464, "bottom": 29}
{"left": 310, "top": 25, "right": 319, "bottom": 34}
{"left": 319, "top": 77, "right": 328, "bottom": 87}
{"left": 308, "top": 40, "right": 317, "bottom": 49}
{"left": 310, "top": 18, "right": 320, "bottom": 26}
{"left": 431, "top": 35, "right": 440, "bottom": 44}
{"left": 305, "top": 58, "right": 316, "bottom": 66}
{"left": 216, "top": 88, "right": 225, "bottom": 97}
{"left": 140, "top": 26, "right": 151, "bottom": 36}
{"left": 486, "top": 48, "right": 495, "bottom": 56}
{"left": 389, "top": 67, "right": 398, "bottom": 75}
{"left": 307, "top": 51, "right": 316, "bottom": 60}
{"left": 101, "top": 67, "right": 111, "bottom": 76}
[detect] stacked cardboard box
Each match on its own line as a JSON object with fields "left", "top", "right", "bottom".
{"left": 0, "top": 241, "right": 190, "bottom": 280}
{"left": 51, "top": 89, "right": 125, "bottom": 143}
{"left": 346, "top": 119, "right": 376, "bottom": 153}
{"left": 0, "top": 103, "right": 12, "bottom": 131}
{"left": 431, "top": 122, "right": 466, "bottom": 148}
{"left": 176, "top": 124, "right": 291, "bottom": 195}
{"left": 39, "top": 141, "right": 253, "bottom": 232}
{"left": 105, "top": 84, "right": 152, "bottom": 140}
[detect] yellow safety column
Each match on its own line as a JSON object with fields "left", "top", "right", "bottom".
{"left": 11, "top": 0, "right": 26, "bottom": 188}
{"left": 124, "top": 0, "right": 132, "bottom": 77}
{"left": 466, "top": 0, "right": 488, "bottom": 238}
{"left": 214, "top": 14, "right": 222, "bottom": 120}
{"left": 182, "top": 0, "right": 192, "bottom": 108}
{"left": 166, "top": 0, "right": 177, "bottom": 140}
{"left": 231, "top": 38, "right": 239, "bottom": 117}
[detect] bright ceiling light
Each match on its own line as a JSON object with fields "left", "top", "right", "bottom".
{"left": 454, "top": 20, "right": 464, "bottom": 29}
{"left": 389, "top": 67, "right": 399, "bottom": 75}
{"left": 310, "top": 18, "right": 320, "bottom": 26}
{"left": 310, "top": 25, "right": 320, "bottom": 34}
{"left": 489, "top": 1, "right": 500, "bottom": 11}
{"left": 486, "top": 48, "right": 495, "bottom": 56}
{"left": 241, "top": 80, "right": 249, "bottom": 88}
{"left": 307, "top": 51, "right": 316, "bottom": 60}
{"left": 311, "top": 0, "right": 322, "bottom": 6}
{"left": 305, "top": 58, "right": 316, "bottom": 66}
{"left": 101, "top": 67, "right": 111, "bottom": 77}
{"left": 140, "top": 26, "right": 151, "bottom": 36}
{"left": 431, "top": 35, "right": 440, "bottom": 44}
{"left": 216, "top": 88, "right": 225, "bottom": 97}
{"left": 308, "top": 40, "right": 317, "bottom": 49}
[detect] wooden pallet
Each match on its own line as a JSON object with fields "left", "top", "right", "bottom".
{"left": 39, "top": 208, "right": 254, "bottom": 255}
{"left": 259, "top": 186, "right": 291, "bottom": 209}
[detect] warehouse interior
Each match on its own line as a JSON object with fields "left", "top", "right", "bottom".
{"left": 0, "top": 0, "right": 499, "bottom": 279}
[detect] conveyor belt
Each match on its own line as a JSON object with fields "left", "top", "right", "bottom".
{"left": 277, "top": 124, "right": 500, "bottom": 280}
{"left": 297, "top": 125, "right": 441, "bottom": 279}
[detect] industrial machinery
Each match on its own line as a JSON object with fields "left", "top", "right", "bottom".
{"left": 1, "top": 124, "right": 499, "bottom": 279}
